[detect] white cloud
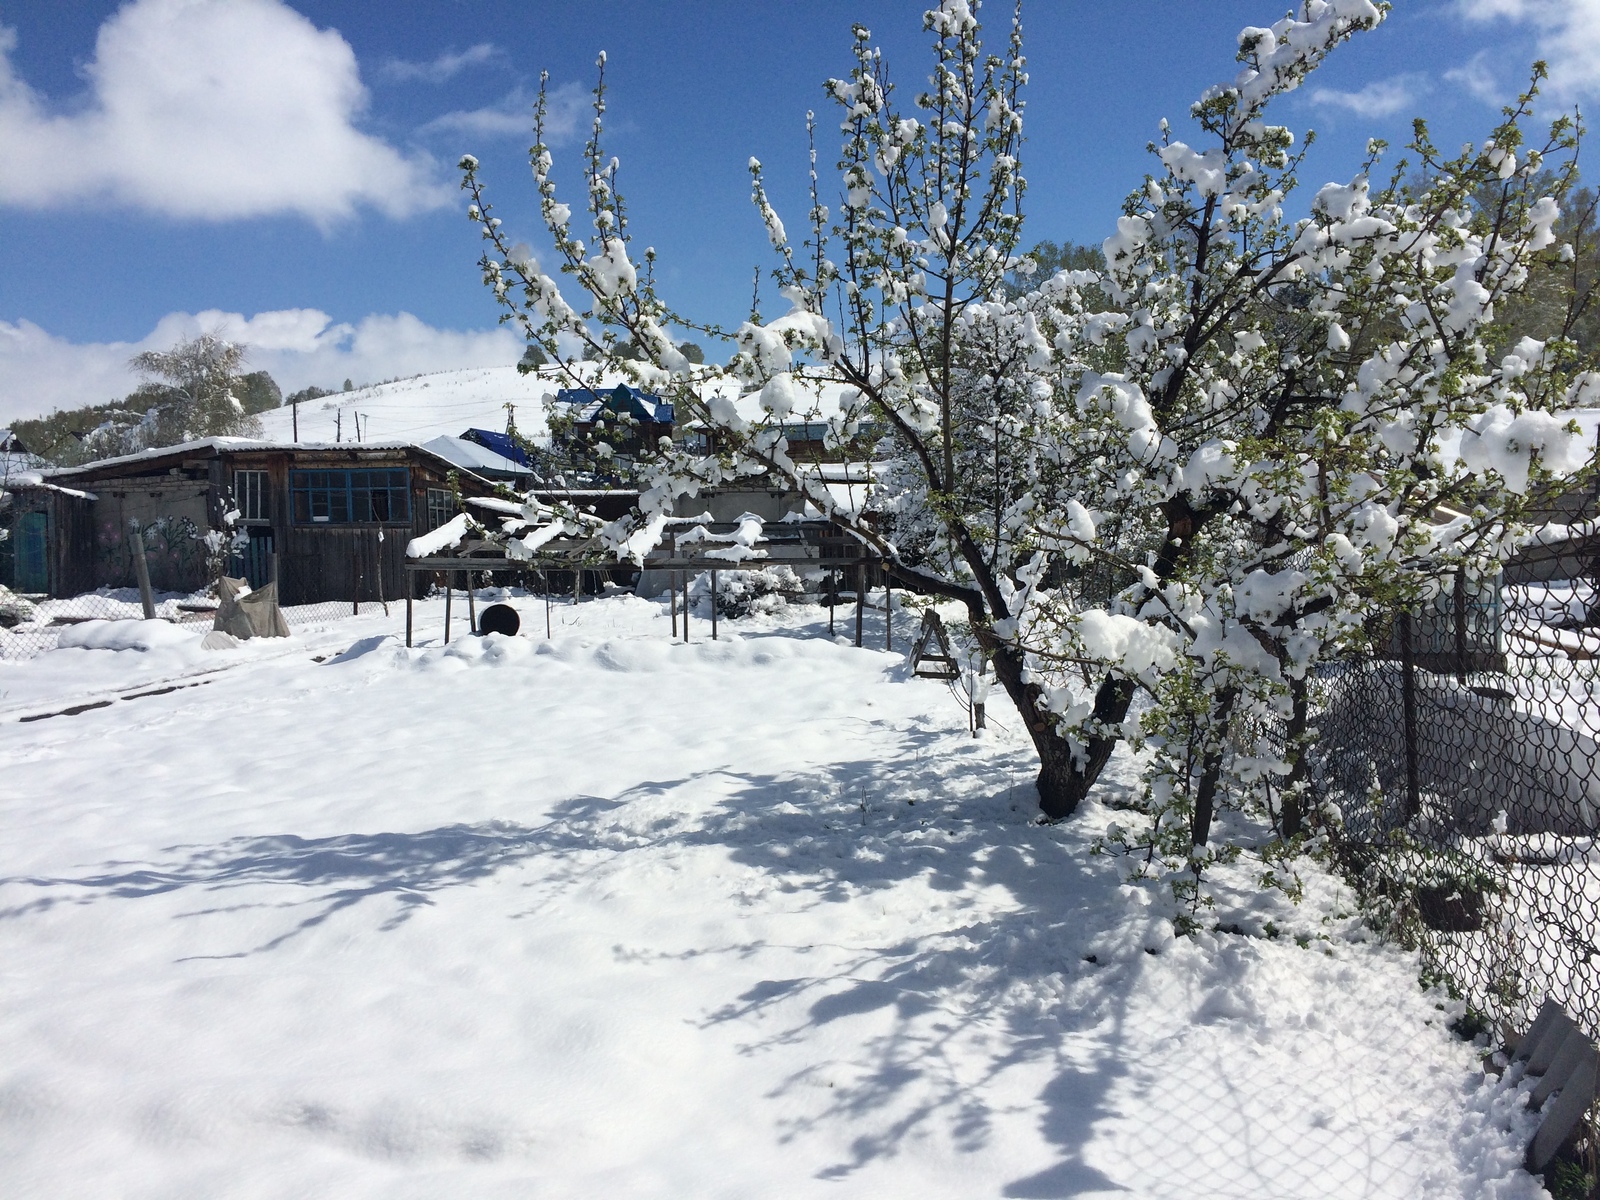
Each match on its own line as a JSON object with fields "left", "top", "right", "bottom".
{"left": 0, "top": 310, "right": 521, "bottom": 426}
{"left": 1308, "top": 74, "right": 1428, "bottom": 118}
{"left": 1457, "top": 0, "right": 1600, "bottom": 100}
{"left": 381, "top": 43, "right": 504, "bottom": 84}
{"left": 0, "top": 0, "right": 450, "bottom": 223}
{"left": 420, "top": 82, "right": 586, "bottom": 142}
{"left": 1444, "top": 51, "right": 1503, "bottom": 105}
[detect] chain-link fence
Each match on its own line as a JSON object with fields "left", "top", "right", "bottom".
{"left": 1308, "top": 567, "right": 1600, "bottom": 1189}
{"left": 0, "top": 586, "right": 378, "bottom": 661}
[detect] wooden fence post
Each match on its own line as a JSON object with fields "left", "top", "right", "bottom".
{"left": 885, "top": 570, "right": 892, "bottom": 652}
{"left": 127, "top": 520, "right": 156, "bottom": 620}
{"left": 376, "top": 530, "right": 389, "bottom": 617}
{"left": 466, "top": 571, "right": 477, "bottom": 634}
{"left": 855, "top": 563, "right": 864, "bottom": 648}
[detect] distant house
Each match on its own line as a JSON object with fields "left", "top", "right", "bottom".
{"left": 1, "top": 438, "right": 500, "bottom": 603}
{"left": 552, "top": 384, "right": 674, "bottom": 460}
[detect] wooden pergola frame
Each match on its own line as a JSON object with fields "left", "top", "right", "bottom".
{"left": 403, "top": 549, "right": 895, "bottom": 649}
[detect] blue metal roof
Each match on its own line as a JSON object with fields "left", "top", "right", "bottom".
{"left": 552, "top": 384, "right": 673, "bottom": 424}
{"left": 461, "top": 428, "right": 532, "bottom": 466}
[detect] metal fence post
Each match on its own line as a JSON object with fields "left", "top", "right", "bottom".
{"left": 1454, "top": 567, "right": 1469, "bottom": 684}
{"left": 444, "top": 579, "right": 452, "bottom": 644}
{"left": 1399, "top": 611, "right": 1420, "bottom": 821}
{"left": 711, "top": 570, "right": 718, "bottom": 641}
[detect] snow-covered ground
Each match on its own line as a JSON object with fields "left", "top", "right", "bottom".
{"left": 0, "top": 595, "right": 1551, "bottom": 1197}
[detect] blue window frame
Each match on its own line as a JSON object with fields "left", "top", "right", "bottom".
{"left": 290, "top": 468, "right": 410, "bottom": 524}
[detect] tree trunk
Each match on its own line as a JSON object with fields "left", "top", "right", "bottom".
{"left": 1190, "top": 688, "right": 1239, "bottom": 849}
{"left": 1051, "top": 674, "right": 1137, "bottom": 817}
{"left": 955, "top": 500, "right": 1211, "bottom": 821}
{"left": 1280, "top": 675, "right": 1308, "bottom": 838}
{"left": 982, "top": 634, "right": 1134, "bottom": 821}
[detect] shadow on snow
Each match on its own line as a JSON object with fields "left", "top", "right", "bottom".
{"left": 0, "top": 724, "right": 1156, "bottom": 1194}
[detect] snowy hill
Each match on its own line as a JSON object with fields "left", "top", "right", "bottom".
{"left": 254, "top": 365, "right": 566, "bottom": 447}
{"left": 251, "top": 364, "right": 860, "bottom": 450}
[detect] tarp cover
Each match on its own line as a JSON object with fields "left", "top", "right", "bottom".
{"left": 213, "top": 577, "right": 290, "bottom": 639}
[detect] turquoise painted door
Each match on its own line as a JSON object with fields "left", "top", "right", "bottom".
{"left": 15, "top": 512, "right": 47, "bottom": 593}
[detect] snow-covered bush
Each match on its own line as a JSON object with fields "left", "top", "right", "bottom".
{"left": 460, "top": 1, "right": 1595, "bottom": 861}
{"left": 692, "top": 566, "right": 806, "bottom": 619}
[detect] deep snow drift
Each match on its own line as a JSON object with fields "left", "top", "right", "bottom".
{"left": 0, "top": 595, "right": 1550, "bottom": 1197}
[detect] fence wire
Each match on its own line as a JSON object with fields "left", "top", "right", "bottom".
{"left": 0, "top": 586, "right": 376, "bottom": 661}
{"left": 1308, "top": 570, "right": 1600, "bottom": 1192}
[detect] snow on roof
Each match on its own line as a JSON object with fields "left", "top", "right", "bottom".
{"left": 421, "top": 435, "right": 531, "bottom": 477}
{"left": 42, "top": 436, "right": 423, "bottom": 476}
{"left": 2, "top": 471, "right": 97, "bottom": 500}
{"left": 41, "top": 435, "right": 496, "bottom": 492}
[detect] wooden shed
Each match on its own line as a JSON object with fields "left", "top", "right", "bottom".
{"left": 0, "top": 477, "right": 98, "bottom": 597}
{"left": 25, "top": 438, "right": 501, "bottom": 605}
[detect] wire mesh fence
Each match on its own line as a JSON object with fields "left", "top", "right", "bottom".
{"left": 1307, "top": 567, "right": 1600, "bottom": 1187}
{"left": 0, "top": 586, "right": 379, "bottom": 661}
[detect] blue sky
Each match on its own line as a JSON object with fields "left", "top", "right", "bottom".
{"left": 0, "top": 0, "right": 1594, "bottom": 424}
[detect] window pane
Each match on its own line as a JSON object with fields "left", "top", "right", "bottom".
{"left": 290, "top": 467, "right": 405, "bottom": 524}
{"left": 425, "top": 488, "right": 454, "bottom": 531}
{"left": 234, "top": 470, "right": 269, "bottom": 521}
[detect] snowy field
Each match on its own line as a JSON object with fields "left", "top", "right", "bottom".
{"left": 0, "top": 594, "right": 1551, "bottom": 1197}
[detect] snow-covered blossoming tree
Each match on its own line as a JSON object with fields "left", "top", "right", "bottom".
{"left": 460, "top": 0, "right": 1595, "bottom": 846}
{"left": 86, "top": 333, "right": 262, "bottom": 460}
